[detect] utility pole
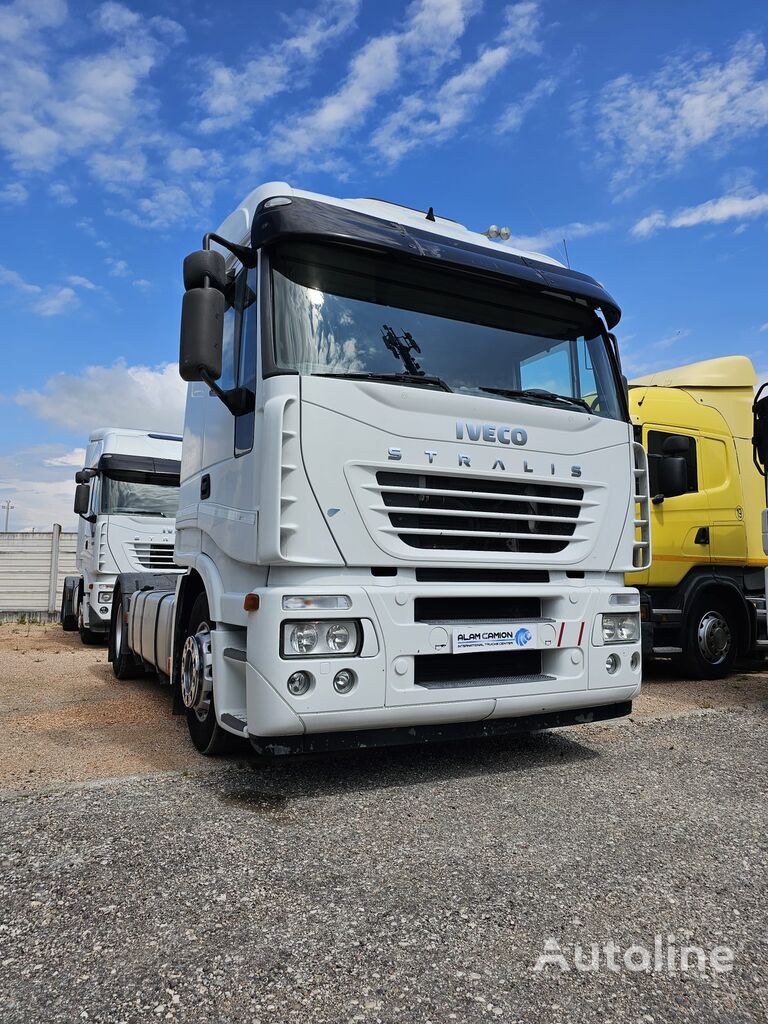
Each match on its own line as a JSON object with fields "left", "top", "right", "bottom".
{"left": 2, "top": 500, "right": 15, "bottom": 532}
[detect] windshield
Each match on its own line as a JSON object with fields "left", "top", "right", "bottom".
{"left": 101, "top": 473, "right": 179, "bottom": 517}
{"left": 271, "top": 242, "right": 624, "bottom": 419}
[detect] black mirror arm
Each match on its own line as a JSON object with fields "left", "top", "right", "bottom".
{"left": 652, "top": 494, "right": 665, "bottom": 505}
{"left": 200, "top": 370, "right": 255, "bottom": 417}
{"left": 79, "top": 513, "right": 97, "bottom": 523}
{"left": 203, "top": 232, "right": 257, "bottom": 268}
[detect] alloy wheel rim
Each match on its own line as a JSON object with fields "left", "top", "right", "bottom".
{"left": 697, "top": 610, "right": 731, "bottom": 665}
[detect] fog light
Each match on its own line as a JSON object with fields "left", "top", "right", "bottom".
{"left": 631, "top": 652, "right": 641, "bottom": 671}
{"left": 333, "top": 669, "right": 356, "bottom": 694}
{"left": 99, "top": 606, "right": 109, "bottom": 615}
{"left": 326, "top": 623, "right": 350, "bottom": 651}
{"left": 605, "top": 653, "right": 620, "bottom": 674}
{"left": 290, "top": 622, "right": 318, "bottom": 654}
{"left": 287, "top": 671, "right": 312, "bottom": 696}
{"left": 97, "top": 591, "right": 112, "bottom": 602}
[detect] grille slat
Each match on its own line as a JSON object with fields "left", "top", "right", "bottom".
{"left": 374, "top": 470, "right": 586, "bottom": 554}
{"left": 129, "top": 543, "right": 179, "bottom": 571}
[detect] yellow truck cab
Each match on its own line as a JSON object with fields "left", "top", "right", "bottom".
{"left": 627, "top": 356, "right": 768, "bottom": 677}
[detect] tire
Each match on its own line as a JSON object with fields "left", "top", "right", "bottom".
{"left": 674, "top": 595, "right": 738, "bottom": 679}
{"left": 111, "top": 593, "right": 143, "bottom": 680}
{"left": 181, "top": 594, "right": 240, "bottom": 756}
{"left": 60, "top": 583, "right": 77, "bottom": 631}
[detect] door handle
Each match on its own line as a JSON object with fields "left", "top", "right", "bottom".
{"left": 694, "top": 526, "right": 710, "bottom": 545}
{"left": 200, "top": 474, "right": 211, "bottom": 500}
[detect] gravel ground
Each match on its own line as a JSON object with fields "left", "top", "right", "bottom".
{"left": 1, "top": 624, "right": 767, "bottom": 1023}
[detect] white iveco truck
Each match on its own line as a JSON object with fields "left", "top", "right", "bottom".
{"left": 61, "top": 428, "right": 182, "bottom": 644}
{"left": 111, "top": 182, "right": 650, "bottom": 756}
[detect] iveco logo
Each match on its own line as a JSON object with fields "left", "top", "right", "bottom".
{"left": 455, "top": 421, "right": 528, "bottom": 446}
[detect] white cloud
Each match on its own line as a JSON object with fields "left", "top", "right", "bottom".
{"left": 132, "top": 278, "right": 152, "bottom": 290}
{"left": 591, "top": 34, "right": 768, "bottom": 194}
{"left": 653, "top": 328, "right": 692, "bottom": 350}
{"left": 0, "top": 263, "right": 41, "bottom": 295}
{"left": 43, "top": 447, "right": 86, "bottom": 467}
{"left": 198, "top": 0, "right": 360, "bottom": 133}
{"left": 106, "top": 257, "right": 130, "bottom": 277}
{"left": 632, "top": 190, "right": 768, "bottom": 238}
{"left": 166, "top": 146, "right": 205, "bottom": 173}
{"left": 0, "top": 180, "right": 28, "bottom": 204}
{"left": 267, "top": 0, "right": 482, "bottom": 166}
{"left": 498, "top": 75, "right": 557, "bottom": 132}
{"left": 35, "top": 285, "right": 77, "bottom": 316}
{"left": 66, "top": 274, "right": 98, "bottom": 290}
{"left": 49, "top": 181, "right": 75, "bottom": 205}
{"left": 504, "top": 220, "right": 609, "bottom": 255}
{"left": 15, "top": 359, "right": 186, "bottom": 434}
{"left": 372, "top": 3, "right": 542, "bottom": 163}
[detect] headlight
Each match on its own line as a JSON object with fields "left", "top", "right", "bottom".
{"left": 97, "top": 591, "right": 113, "bottom": 602}
{"left": 289, "top": 622, "right": 319, "bottom": 654}
{"left": 602, "top": 613, "right": 639, "bottom": 643}
{"left": 282, "top": 620, "right": 359, "bottom": 657}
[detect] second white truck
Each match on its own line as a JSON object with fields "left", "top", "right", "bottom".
{"left": 61, "top": 427, "right": 182, "bottom": 644}
{"left": 110, "top": 182, "right": 650, "bottom": 756}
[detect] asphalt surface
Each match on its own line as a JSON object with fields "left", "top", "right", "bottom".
{"left": 1, "top": 625, "right": 767, "bottom": 1022}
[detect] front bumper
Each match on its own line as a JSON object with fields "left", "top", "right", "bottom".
{"left": 239, "top": 581, "right": 642, "bottom": 739}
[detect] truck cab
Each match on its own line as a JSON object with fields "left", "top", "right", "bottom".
{"left": 628, "top": 356, "right": 768, "bottom": 676}
{"left": 61, "top": 428, "right": 182, "bottom": 644}
{"left": 112, "top": 182, "right": 650, "bottom": 756}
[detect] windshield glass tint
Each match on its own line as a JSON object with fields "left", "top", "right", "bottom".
{"left": 271, "top": 242, "right": 623, "bottom": 419}
{"left": 101, "top": 474, "right": 179, "bottom": 517}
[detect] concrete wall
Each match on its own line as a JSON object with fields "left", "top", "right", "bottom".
{"left": 0, "top": 528, "right": 77, "bottom": 619}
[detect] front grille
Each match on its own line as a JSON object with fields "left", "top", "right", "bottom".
{"left": 130, "top": 543, "right": 179, "bottom": 570}
{"left": 416, "top": 568, "right": 549, "bottom": 584}
{"left": 415, "top": 596, "right": 541, "bottom": 623}
{"left": 375, "top": 471, "right": 586, "bottom": 554}
{"left": 415, "top": 650, "right": 546, "bottom": 688}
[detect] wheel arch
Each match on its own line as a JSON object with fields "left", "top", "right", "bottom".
{"left": 681, "top": 575, "right": 752, "bottom": 654}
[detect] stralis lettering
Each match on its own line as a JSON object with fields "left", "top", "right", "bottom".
{"left": 456, "top": 421, "right": 528, "bottom": 446}
{"left": 386, "top": 446, "right": 582, "bottom": 479}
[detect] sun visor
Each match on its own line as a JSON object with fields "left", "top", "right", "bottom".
{"left": 251, "top": 196, "right": 621, "bottom": 329}
{"left": 99, "top": 454, "right": 181, "bottom": 478}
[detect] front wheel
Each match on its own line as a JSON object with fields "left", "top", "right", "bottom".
{"left": 181, "top": 594, "right": 240, "bottom": 756}
{"left": 61, "top": 583, "right": 77, "bottom": 631}
{"left": 674, "top": 596, "right": 738, "bottom": 679}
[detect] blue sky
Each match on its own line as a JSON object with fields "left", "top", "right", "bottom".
{"left": 1, "top": 0, "right": 767, "bottom": 529}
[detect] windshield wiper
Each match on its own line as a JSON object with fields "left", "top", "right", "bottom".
{"left": 111, "top": 509, "right": 169, "bottom": 517}
{"left": 312, "top": 371, "right": 452, "bottom": 392}
{"left": 478, "top": 386, "right": 592, "bottom": 412}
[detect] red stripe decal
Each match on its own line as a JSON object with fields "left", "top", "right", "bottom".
{"left": 557, "top": 622, "right": 565, "bottom": 647}
{"left": 577, "top": 621, "right": 585, "bottom": 646}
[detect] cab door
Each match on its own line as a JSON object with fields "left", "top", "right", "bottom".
{"left": 644, "top": 427, "right": 710, "bottom": 587}
{"left": 699, "top": 432, "right": 747, "bottom": 566}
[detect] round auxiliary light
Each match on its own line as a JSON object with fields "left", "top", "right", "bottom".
{"left": 630, "top": 652, "right": 641, "bottom": 672}
{"left": 287, "top": 671, "right": 312, "bottom": 696}
{"left": 499, "top": 226, "right": 510, "bottom": 240}
{"left": 100, "top": 606, "right": 109, "bottom": 615}
{"left": 290, "top": 622, "right": 318, "bottom": 654}
{"left": 487, "top": 224, "right": 500, "bottom": 238}
{"left": 326, "top": 623, "right": 350, "bottom": 652}
{"left": 605, "top": 653, "right": 620, "bottom": 675}
{"left": 333, "top": 669, "right": 356, "bottom": 694}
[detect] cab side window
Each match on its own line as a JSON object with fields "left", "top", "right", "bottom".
{"left": 647, "top": 430, "right": 698, "bottom": 495}
{"left": 219, "top": 274, "right": 239, "bottom": 392}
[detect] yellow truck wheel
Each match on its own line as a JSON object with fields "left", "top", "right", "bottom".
{"left": 674, "top": 595, "right": 738, "bottom": 679}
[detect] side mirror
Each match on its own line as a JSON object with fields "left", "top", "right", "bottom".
{"left": 74, "top": 483, "right": 91, "bottom": 516}
{"left": 179, "top": 287, "right": 225, "bottom": 383}
{"left": 657, "top": 456, "right": 688, "bottom": 499}
{"left": 74, "top": 468, "right": 97, "bottom": 484}
{"left": 661, "top": 434, "right": 690, "bottom": 456}
{"left": 753, "top": 389, "right": 768, "bottom": 476}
